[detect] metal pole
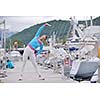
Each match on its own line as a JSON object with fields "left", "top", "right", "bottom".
{"left": 90, "top": 16, "right": 93, "bottom": 26}
{"left": 10, "top": 39, "right": 11, "bottom": 50}
{"left": 4, "top": 20, "right": 6, "bottom": 51}
{"left": 85, "top": 20, "right": 88, "bottom": 27}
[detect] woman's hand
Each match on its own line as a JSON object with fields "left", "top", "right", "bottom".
{"left": 45, "top": 23, "right": 51, "bottom": 26}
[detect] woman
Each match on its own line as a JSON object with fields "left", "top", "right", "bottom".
{"left": 19, "top": 23, "right": 51, "bottom": 80}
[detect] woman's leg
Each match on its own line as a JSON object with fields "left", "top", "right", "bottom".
{"left": 30, "top": 52, "right": 45, "bottom": 80}
{"left": 19, "top": 47, "right": 29, "bottom": 80}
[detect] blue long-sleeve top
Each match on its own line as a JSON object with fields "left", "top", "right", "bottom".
{"left": 28, "top": 24, "right": 46, "bottom": 55}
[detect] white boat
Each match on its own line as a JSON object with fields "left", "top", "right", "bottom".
{"left": 70, "top": 58, "right": 100, "bottom": 82}
{"left": 64, "top": 17, "right": 100, "bottom": 82}
{"left": 6, "top": 50, "right": 22, "bottom": 61}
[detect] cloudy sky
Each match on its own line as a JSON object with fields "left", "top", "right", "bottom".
{"left": 0, "top": 16, "right": 97, "bottom": 32}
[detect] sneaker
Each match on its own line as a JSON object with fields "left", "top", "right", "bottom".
{"left": 18, "top": 75, "right": 23, "bottom": 81}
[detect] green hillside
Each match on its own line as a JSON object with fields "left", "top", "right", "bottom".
{"left": 7, "top": 20, "right": 70, "bottom": 48}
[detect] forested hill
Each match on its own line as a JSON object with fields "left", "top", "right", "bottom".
{"left": 9, "top": 20, "right": 70, "bottom": 46}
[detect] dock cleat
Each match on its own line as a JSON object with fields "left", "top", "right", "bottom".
{"left": 38, "top": 75, "right": 45, "bottom": 80}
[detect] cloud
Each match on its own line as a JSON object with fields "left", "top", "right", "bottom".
{"left": 0, "top": 16, "right": 56, "bottom": 32}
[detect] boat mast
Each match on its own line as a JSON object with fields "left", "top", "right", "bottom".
{"left": 0, "top": 20, "right": 6, "bottom": 49}
{"left": 3, "top": 20, "right": 6, "bottom": 51}
{"left": 90, "top": 16, "right": 93, "bottom": 26}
